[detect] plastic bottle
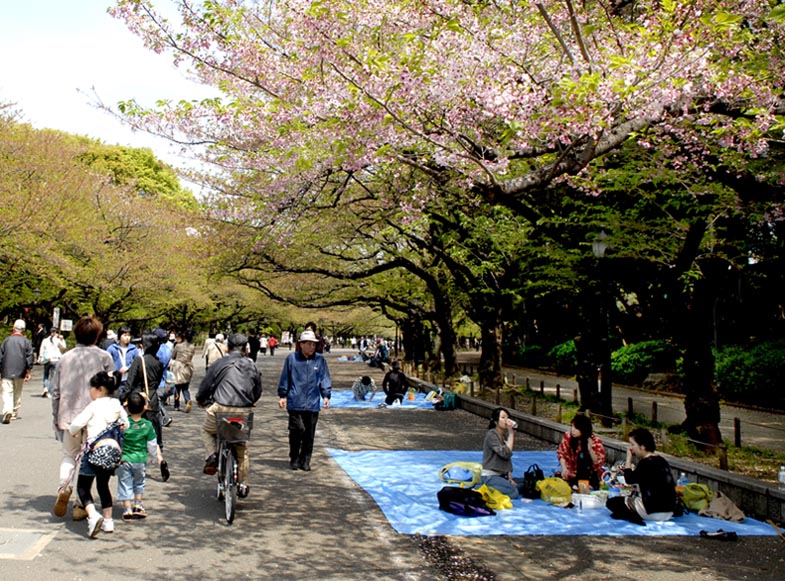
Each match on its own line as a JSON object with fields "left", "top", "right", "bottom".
{"left": 778, "top": 466, "right": 785, "bottom": 489}
{"left": 677, "top": 472, "right": 689, "bottom": 487}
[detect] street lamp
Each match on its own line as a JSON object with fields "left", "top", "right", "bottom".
{"left": 592, "top": 230, "right": 612, "bottom": 426}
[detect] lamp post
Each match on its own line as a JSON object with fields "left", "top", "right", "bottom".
{"left": 592, "top": 231, "right": 613, "bottom": 426}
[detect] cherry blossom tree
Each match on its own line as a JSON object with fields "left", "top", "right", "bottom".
{"left": 110, "top": 0, "right": 785, "bottom": 440}
{"left": 111, "top": 0, "right": 784, "bottom": 213}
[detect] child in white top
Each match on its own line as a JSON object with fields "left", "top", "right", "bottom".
{"left": 69, "top": 371, "right": 129, "bottom": 538}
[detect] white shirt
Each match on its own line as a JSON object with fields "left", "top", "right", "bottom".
{"left": 39, "top": 335, "right": 66, "bottom": 363}
{"left": 68, "top": 396, "right": 129, "bottom": 441}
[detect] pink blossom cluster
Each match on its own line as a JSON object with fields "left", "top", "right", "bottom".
{"left": 110, "top": 0, "right": 785, "bottom": 225}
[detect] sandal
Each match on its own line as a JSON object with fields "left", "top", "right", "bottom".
{"left": 699, "top": 529, "right": 738, "bottom": 541}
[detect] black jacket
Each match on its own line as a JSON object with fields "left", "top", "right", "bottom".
{"left": 123, "top": 352, "right": 164, "bottom": 411}
{"left": 196, "top": 352, "right": 262, "bottom": 407}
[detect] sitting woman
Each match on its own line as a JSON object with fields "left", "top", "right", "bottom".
{"left": 351, "top": 375, "right": 379, "bottom": 401}
{"left": 556, "top": 414, "right": 606, "bottom": 490}
{"left": 606, "top": 427, "right": 677, "bottom": 525}
{"left": 480, "top": 407, "right": 524, "bottom": 499}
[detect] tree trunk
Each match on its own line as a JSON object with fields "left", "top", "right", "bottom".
{"left": 478, "top": 304, "right": 504, "bottom": 390}
{"left": 680, "top": 278, "right": 722, "bottom": 445}
{"left": 574, "top": 334, "right": 599, "bottom": 413}
{"left": 428, "top": 286, "right": 458, "bottom": 377}
{"left": 670, "top": 221, "right": 722, "bottom": 445}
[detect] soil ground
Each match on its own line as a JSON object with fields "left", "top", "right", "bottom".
{"left": 0, "top": 347, "right": 783, "bottom": 580}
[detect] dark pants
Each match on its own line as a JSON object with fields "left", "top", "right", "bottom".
{"left": 606, "top": 496, "right": 645, "bottom": 525}
{"left": 288, "top": 410, "right": 319, "bottom": 463}
{"left": 385, "top": 392, "right": 405, "bottom": 406}
{"left": 174, "top": 383, "right": 191, "bottom": 406}
{"left": 77, "top": 472, "right": 112, "bottom": 510}
{"left": 145, "top": 409, "right": 163, "bottom": 450}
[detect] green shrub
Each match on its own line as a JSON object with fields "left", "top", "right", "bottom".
{"left": 548, "top": 340, "right": 577, "bottom": 375}
{"left": 715, "top": 341, "right": 785, "bottom": 405}
{"left": 611, "top": 340, "right": 678, "bottom": 385}
{"left": 516, "top": 344, "right": 547, "bottom": 368}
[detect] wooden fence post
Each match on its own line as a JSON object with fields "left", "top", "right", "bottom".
{"left": 651, "top": 401, "right": 658, "bottom": 424}
{"left": 718, "top": 444, "right": 729, "bottom": 470}
{"left": 734, "top": 417, "right": 741, "bottom": 448}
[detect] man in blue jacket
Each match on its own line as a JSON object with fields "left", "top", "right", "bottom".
{"left": 278, "top": 330, "right": 331, "bottom": 471}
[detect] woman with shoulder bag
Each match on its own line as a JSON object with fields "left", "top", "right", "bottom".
{"left": 124, "top": 332, "right": 165, "bottom": 450}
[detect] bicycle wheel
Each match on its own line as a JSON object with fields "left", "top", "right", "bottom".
{"left": 224, "top": 448, "right": 237, "bottom": 524}
{"left": 216, "top": 445, "right": 226, "bottom": 500}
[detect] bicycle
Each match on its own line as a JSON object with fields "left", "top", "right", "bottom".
{"left": 215, "top": 411, "right": 253, "bottom": 524}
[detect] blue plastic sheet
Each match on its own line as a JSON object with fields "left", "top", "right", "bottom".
{"left": 328, "top": 449, "right": 777, "bottom": 537}
{"left": 329, "top": 390, "right": 435, "bottom": 409}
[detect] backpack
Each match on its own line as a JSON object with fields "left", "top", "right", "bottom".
{"left": 434, "top": 391, "right": 456, "bottom": 411}
{"left": 437, "top": 486, "right": 496, "bottom": 517}
{"left": 521, "top": 464, "right": 545, "bottom": 499}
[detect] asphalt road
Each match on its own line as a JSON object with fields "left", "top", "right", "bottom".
{"left": 1, "top": 347, "right": 783, "bottom": 580}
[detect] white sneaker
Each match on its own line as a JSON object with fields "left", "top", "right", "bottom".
{"left": 87, "top": 514, "right": 104, "bottom": 538}
{"left": 102, "top": 518, "right": 114, "bottom": 533}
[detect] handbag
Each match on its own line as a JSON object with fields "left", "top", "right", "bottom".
{"left": 87, "top": 422, "right": 124, "bottom": 471}
{"left": 521, "top": 464, "right": 545, "bottom": 499}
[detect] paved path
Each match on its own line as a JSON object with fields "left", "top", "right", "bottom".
{"left": 0, "top": 347, "right": 782, "bottom": 580}
{"left": 455, "top": 352, "right": 785, "bottom": 454}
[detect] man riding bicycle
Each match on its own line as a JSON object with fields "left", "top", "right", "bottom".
{"left": 197, "top": 333, "right": 262, "bottom": 498}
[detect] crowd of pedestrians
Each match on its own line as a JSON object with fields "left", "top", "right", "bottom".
{"left": 2, "top": 316, "right": 338, "bottom": 539}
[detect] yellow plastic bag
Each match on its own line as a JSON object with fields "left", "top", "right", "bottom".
{"left": 536, "top": 477, "right": 572, "bottom": 506}
{"left": 476, "top": 484, "right": 513, "bottom": 510}
{"left": 438, "top": 462, "right": 482, "bottom": 487}
{"left": 682, "top": 483, "right": 714, "bottom": 512}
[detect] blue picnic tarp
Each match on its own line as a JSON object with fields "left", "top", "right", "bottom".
{"left": 329, "top": 389, "right": 435, "bottom": 409}
{"left": 328, "top": 449, "right": 777, "bottom": 537}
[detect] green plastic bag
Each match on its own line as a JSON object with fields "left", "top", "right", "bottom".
{"left": 681, "top": 483, "right": 714, "bottom": 512}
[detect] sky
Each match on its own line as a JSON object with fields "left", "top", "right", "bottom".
{"left": 0, "top": 0, "right": 215, "bottom": 171}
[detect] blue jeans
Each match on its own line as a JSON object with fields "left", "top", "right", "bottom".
{"left": 117, "top": 462, "right": 146, "bottom": 501}
{"left": 481, "top": 474, "right": 524, "bottom": 500}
